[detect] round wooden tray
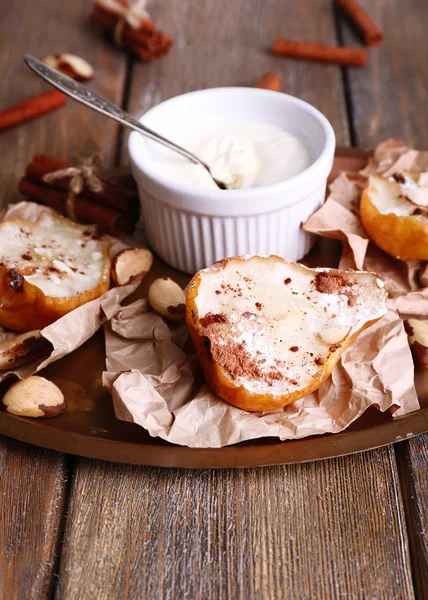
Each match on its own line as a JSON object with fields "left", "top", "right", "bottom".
{"left": 0, "top": 334, "right": 427, "bottom": 467}
{"left": 1, "top": 149, "right": 427, "bottom": 468}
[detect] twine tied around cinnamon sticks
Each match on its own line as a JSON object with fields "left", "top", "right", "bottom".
{"left": 19, "top": 153, "right": 139, "bottom": 235}
{"left": 90, "top": 0, "right": 172, "bottom": 62}
{"left": 96, "top": 0, "right": 150, "bottom": 44}
{"left": 42, "top": 154, "right": 104, "bottom": 222}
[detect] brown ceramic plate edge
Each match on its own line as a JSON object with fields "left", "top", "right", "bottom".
{"left": 0, "top": 407, "right": 427, "bottom": 468}
{"left": 1, "top": 147, "right": 427, "bottom": 469}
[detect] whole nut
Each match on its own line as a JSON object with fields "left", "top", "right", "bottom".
{"left": 404, "top": 319, "right": 428, "bottom": 368}
{"left": 0, "top": 330, "right": 52, "bottom": 370}
{"left": 148, "top": 277, "right": 186, "bottom": 321}
{"left": 43, "top": 53, "right": 94, "bottom": 81}
{"left": 111, "top": 248, "right": 153, "bottom": 287}
{"left": 2, "top": 376, "right": 65, "bottom": 418}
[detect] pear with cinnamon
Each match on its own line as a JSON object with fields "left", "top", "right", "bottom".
{"left": 0, "top": 212, "right": 110, "bottom": 332}
{"left": 360, "top": 172, "right": 428, "bottom": 260}
{"left": 186, "top": 256, "right": 387, "bottom": 412}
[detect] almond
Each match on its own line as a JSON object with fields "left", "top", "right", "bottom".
{"left": 148, "top": 277, "right": 186, "bottom": 321}
{"left": 43, "top": 53, "right": 94, "bottom": 81}
{"left": 2, "top": 376, "right": 65, "bottom": 418}
{"left": 111, "top": 248, "right": 153, "bottom": 287}
{"left": 317, "top": 326, "right": 352, "bottom": 346}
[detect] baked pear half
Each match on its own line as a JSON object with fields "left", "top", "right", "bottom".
{"left": 360, "top": 172, "right": 428, "bottom": 260}
{"left": 0, "top": 212, "right": 111, "bottom": 332}
{"left": 186, "top": 256, "right": 387, "bottom": 412}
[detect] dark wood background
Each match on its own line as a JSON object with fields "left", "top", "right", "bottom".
{"left": 0, "top": 0, "right": 427, "bottom": 598}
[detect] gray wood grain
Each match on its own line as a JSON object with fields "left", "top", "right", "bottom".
{"left": 338, "top": 0, "right": 428, "bottom": 148}
{"left": 57, "top": 451, "right": 414, "bottom": 600}
{"left": 339, "top": 1, "right": 428, "bottom": 593}
{"left": 55, "top": 1, "right": 415, "bottom": 598}
{"left": 0, "top": 0, "right": 127, "bottom": 206}
{"left": 0, "top": 0, "right": 424, "bottom": 598}
{"left": 0, "top": 0, "right": 128, "bottom": 597}
{"left": 396, "top": 437, "right": 428, "bottom": 599}
{"left": 124, "top": 0, "right": 350, "bottom": 156}
{"left": 0, "top": 437, "right": 69, "bottom": 600}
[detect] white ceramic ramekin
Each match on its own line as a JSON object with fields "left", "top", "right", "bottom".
{"left": 128, "top": 88, "right": 335, "bottom": 274}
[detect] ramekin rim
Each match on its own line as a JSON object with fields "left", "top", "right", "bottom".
{"left": 128, "top": 87, "right": 336, "bottom": 201}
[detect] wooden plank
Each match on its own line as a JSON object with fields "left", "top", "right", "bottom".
{"left": 0, "top": 437, "right": 69, "bottom": 600}
{"left": 338, "top": 0, "right": 428, "bottom": 148}
{"left": 124, "top": 0, "right": 350, "bottom": 153}
{"left": 395, "top": 437, "right": 428, "bottom": 599}
{"left": 58, "top": 2, "right": 414, "bottom": 596}
{"left": 57, "top": 450, "right": 414, "bottom": 600}
{"left": 339, "top": 1, "right": 428, "bottom": 592}
{"left": 0, "top": 0, "right": 127, "bottom": 207}
{"left": 0, "top": 0, "right": 128, "bottom": 597}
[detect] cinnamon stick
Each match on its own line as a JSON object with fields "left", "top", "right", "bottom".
{"left": 124, "top": 36, "right": 172, "bottom": 62}
{"left": 26, "top": 154, "right": 139, "bottom": 215}
{"left": 89, "top": 5, "right": 172, "bottom": 61}
{"left": 0, "top": 90, "right": 66, "bottom": 132}
{"left": 18, "top": 179, "right": 65, "bottom": 214}
{"left": 91, "top": 6, "right": 164, "bottom": 49}
{"left": 272, "top": 39, "right": 367, "bottom": 67}
{"left": 254, "top": 72, "right": 283, "bottom": 92}
{"left": 18, "top": 178, "right": 132, "bottom": 235}
{"left": 335, "top": 0, "right": 383, "bottom": 47}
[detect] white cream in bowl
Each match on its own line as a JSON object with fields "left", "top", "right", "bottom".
{"left": 128, "top": 88, "right": 335, "bottom": 274}
{"left": 147, "top": 120, "right": 311, "bottom": 190}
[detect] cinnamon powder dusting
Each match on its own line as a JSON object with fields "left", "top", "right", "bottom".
{"left": 314, "top": 273, "right": 349, "bottom": 294}
{"left": 199, "top": 313, "right": 228, "bottom": 328}
{"left": 266, "top": 370, "right": 282, "bottom": 381}
{"left": 347, "top": 294, "right": 358, "bottom": 307}
{"left": 212, "top": 342, "right": 264, "bottom": 380}
{"left": 242, "top": 312, "right": 257, "bottom": 320}
{"left": 314, "top": 272, "right": 359, "bottom": 306}
{"left": 210, "top": 340, "right": 287, "bottom": 387}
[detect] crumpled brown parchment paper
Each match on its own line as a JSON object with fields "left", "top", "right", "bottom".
{"left": 103, "top": 139, "right": 423, "bottom": 448}
{"left": 0, "top": 201, "right": 137, "bottom": 384}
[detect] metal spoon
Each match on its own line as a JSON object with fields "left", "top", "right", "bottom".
{"left": 24, "top": 55, "right": 227, "bottom": 190}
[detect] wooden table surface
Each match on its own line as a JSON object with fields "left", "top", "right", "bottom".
{"left": 0, "top": 1, "right": 427, "bottom": 598}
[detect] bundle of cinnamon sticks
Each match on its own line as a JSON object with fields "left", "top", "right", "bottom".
{"left": 19, "top": 154, "right": 139, "bottom": 235}
{"left": 90, "top": 0, "right": 172, "bottom": 61}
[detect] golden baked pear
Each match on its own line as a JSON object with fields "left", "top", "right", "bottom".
{"left": 0, "top": 212, "right": 111, "bottom": 331}
{"left": 360, "top": 172, "right": 428, "bottom": 260}
{"left": 186, "top": 255, "right": 387, "bottom": 412}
